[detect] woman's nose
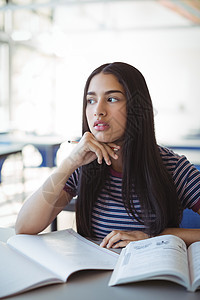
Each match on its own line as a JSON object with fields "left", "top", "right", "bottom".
{"left": 94, "top": 101, "right": 106, "bottom": 117}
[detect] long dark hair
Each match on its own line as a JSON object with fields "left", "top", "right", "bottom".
{"left": 76, "top": 62, "right": 182, "bottom": 237}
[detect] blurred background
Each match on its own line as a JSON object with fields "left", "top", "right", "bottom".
{"left": 0, "top": 0, "right": 200, "bottom": 229}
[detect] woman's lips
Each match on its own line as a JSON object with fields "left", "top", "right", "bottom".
{"left": 93, "top": 121, "right": 110, "bottom": 131}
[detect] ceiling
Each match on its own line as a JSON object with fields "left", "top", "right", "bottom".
{"left": 160, "top": 0, "right": 200, "bottom": 24}
{"left": 0, "top": 0, "right": 200, "bottom": 26}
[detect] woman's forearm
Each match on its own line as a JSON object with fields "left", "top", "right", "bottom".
{"left": 159, "top": 228, "right": 200, "bottom": 247}
{"left": 15, "top": 157, "right": 76, "bottom": 235}
{"left": 15, "top": 132, "right": 119, "bottom": 235}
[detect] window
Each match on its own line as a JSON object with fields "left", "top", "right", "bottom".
{"left": 0, "top": 42, "right": 9, "bottom": 132}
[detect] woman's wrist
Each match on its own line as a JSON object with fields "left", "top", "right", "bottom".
{"left": 58, "top": 156, "right": 79, "bottom": 174}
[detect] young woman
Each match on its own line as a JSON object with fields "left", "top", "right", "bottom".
{"left": 15, "top": 62, "right": 200, "bottom": 248}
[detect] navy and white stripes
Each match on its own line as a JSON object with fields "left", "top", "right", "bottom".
{"left": 64, "top": 146, "right": 200, "bottom": 238}
{"left": 91, "top": 169, "right": 145, "bottom": 238}
{"left": 160, "top": 147, "right": 200, "bottom": 211}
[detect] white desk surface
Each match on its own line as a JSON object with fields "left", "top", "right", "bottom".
{"left": 1, "top": 227, "right": 200, "bottom": 300}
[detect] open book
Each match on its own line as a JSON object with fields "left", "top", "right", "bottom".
{"left": 0, "top": 228, "right": 118, "bottom": 299}
{"left": 109, "top": 234, "right": 200, "bottom": 292}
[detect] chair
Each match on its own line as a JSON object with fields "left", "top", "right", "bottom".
{"left": 195, "top": 165, "right": 200, "bottom": 172}
{"left": 180, "top": 164, "right": 200, "bottom": 228}
{"left": 0, "top": 143, "right": 24, "bottom": 184}
{"left": 0, "top": 158, "right": 6, "bottom": 183}
{"left": 180, "top": 209, "right": 200, "bottom": 229}
{"left": 51, "top": 197, "right": 76, "bottom": 231}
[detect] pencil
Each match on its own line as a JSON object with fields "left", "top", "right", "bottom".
{"left": 68, "top": 140, "right": 119, "bottom": 151}
{"left": 68, "top": 140, "right": 79, "bottom": 144}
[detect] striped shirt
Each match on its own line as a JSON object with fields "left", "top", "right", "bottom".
{"left": 64, "top": 146, "right": 200, "bottom": 238}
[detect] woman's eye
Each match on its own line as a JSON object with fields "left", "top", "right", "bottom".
{"left": 107, "top": 97, "right": 118, "bottom": 103}
{"left": 87, "top": 99, "right": 95, "bottom": 104}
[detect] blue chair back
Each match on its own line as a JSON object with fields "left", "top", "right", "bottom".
{"left": 195, "top": 165, "right": 200, "bottom": 172}
{"left": 180, "top": 209, "right": 200, "bottom": 229}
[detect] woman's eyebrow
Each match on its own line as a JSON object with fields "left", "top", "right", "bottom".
{"left": 105, "top": 90, "right": 124, "bottom": 95}
{"left": 87, "top": 90, "right": 124, "bottom": 96}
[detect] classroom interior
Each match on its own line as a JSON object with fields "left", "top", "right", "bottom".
{"left": 0, "top": 0, "right": 200, "bottom": 230}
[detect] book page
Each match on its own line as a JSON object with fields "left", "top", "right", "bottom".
{"left": 0, "top": 241, "right": 62, "bottom": 299}
{"left": 109, "top": 234, "right": 190, "bottom": 288}
{"left": 188, "top": 241, "right": 200, "bottom": 292}
{"left": 7, "top": 229, "right": 118, "bottom": 281}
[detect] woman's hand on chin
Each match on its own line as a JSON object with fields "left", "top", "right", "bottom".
{"left": 69, "top": 132, "right": 120, "bottom": 169}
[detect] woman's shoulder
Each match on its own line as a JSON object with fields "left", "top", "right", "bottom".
{"left": 157, "top": 145, "right": 189, "bottom": 171}
{"left": 158, "top": 145, "right": 183, "bottom": 160}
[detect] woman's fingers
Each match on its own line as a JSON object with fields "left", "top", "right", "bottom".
{"left": 107, "top": 143, "right": 120, "bottom": 153}
{"left": 89, "top": 142, "right": 110, "bottom": 165}
{"left": 100, "top": 230, "right": 121, "bottom": 248}
{"left": 100, "top": 230, "right": 149, "bottom": 249}
{"left": 112, "top": 240, "right": 130, "bottom": 249}
{"left": 103, "top": 143, "right": 120, "bottom": 161}
{"left": 83, "top": 133, "right": 119, "bottom": 165}
{"left": 70, "top": 132, "right": 120, "bottom": 167}
{"left": 94, "top": 144, "right": 119, "bottom": 165}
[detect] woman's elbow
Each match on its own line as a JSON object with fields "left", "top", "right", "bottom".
{"left": 15, "top": 220, "right": 28, "bottom": 235}
{"left": 15, "top": 218, "right": 39, "bottom": 235}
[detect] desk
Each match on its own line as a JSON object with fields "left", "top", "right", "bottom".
{"left": 1, "top": 228, "right": 200, "bottom": 300}
{"left": 0, "top": 135, "right": 65, "bottom": 168}
{"left": 0, "top": 144, "right": 23, "bottom": 183}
